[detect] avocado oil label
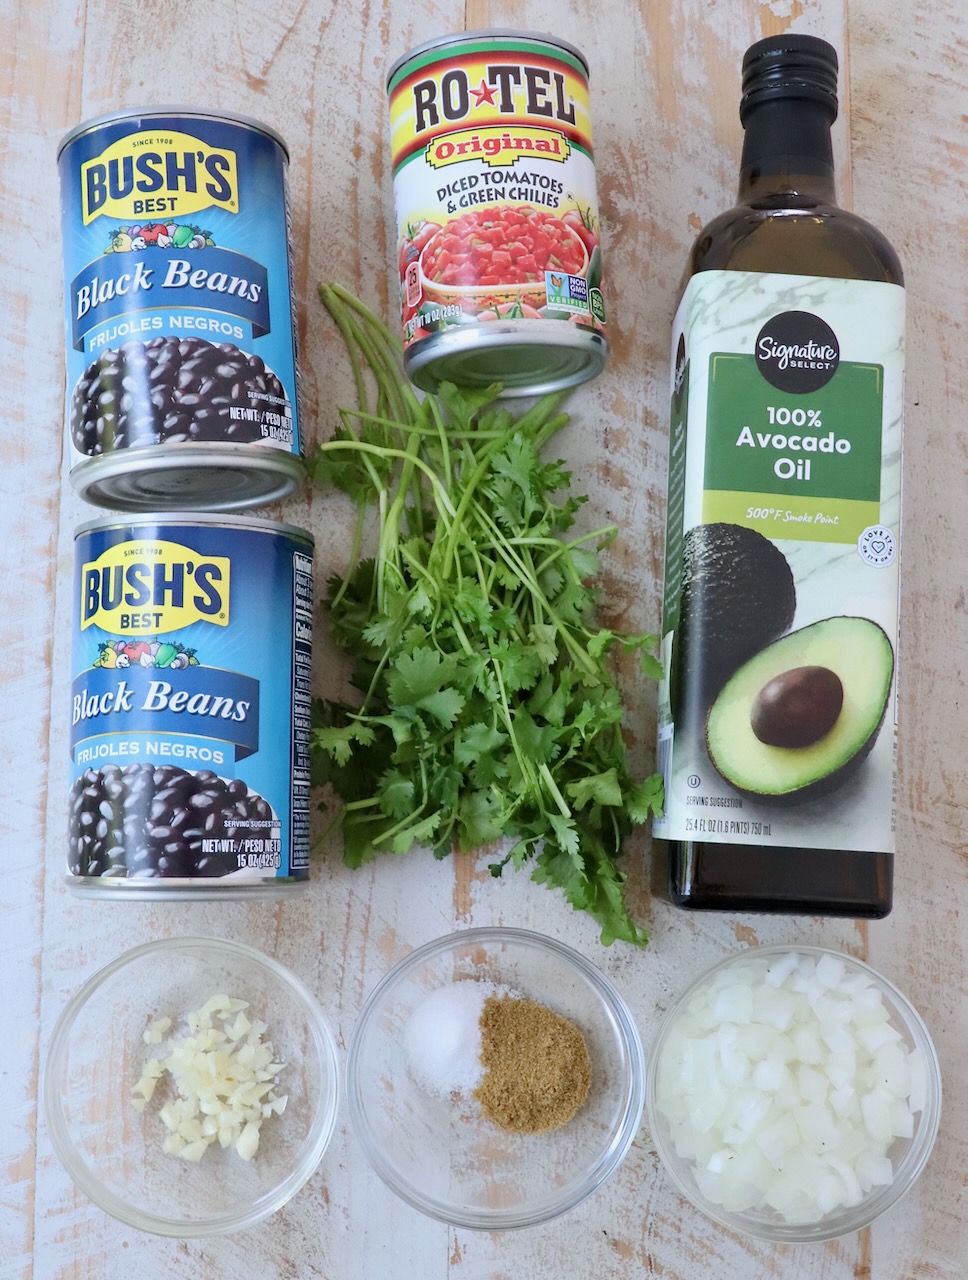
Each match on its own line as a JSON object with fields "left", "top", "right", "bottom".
{"left": 654, "top": 271, "right": 904, "bottom": 853}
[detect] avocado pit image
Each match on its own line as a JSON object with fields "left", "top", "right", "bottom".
{"left": 704, "top": 616, "right": 894, "bottom": 802}
{"left": 750, "top": 664, "right": 844, "bottom": 748}
{"left": 673, "top": 522, "right": 796, "bottom": 707}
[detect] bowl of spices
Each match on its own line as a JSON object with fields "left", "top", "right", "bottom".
{"left": 345, "top": 926, "right": 645, "bottom": 1229}
{"left": 43, "top": 936, "right": 340, "bottom": 1237}
{"left": 647, "top": 945, "right": 942, "bottom": 1242}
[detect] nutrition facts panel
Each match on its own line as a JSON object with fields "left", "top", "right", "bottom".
{"left": 291, "top": 551, "right": 313, "bottom": 871}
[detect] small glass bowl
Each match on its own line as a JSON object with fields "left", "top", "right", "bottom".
{"left": 646, "top": 945, "right": 942, "bottom": 1243}
{"left": 44, "top": 935, "right": 340, "bottom": 1237}
{"left": 346, "top": 926, "right": 645, "bottom": 1230}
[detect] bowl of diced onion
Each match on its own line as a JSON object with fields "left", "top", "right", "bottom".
{"left": 646, "top": 945, "right": 941, "bottom": 1242}
{"left": 43, "top": 935, "right": 339, "bottom": 1237}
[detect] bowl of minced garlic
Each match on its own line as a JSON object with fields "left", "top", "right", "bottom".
{"left": 346, "top": 927, "right": 645, "bottom": 1229}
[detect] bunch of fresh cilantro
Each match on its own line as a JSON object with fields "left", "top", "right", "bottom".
{"left": 309, "top": 283, "right": 663, "bottom": 945}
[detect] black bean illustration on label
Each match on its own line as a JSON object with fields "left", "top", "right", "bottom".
{"left": 68, "top": 763, "right": 276, "bottom": 879}
{"left": 70, "top": 337, "right": 290, "bottom": 455}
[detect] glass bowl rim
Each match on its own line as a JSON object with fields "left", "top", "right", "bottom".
{"left": 345, "top": 924, "right": 646, "bottom": 1230}
{"left": 43, "top": 933, "right": 341, "bottom": 1238}
{"left": 645, "top": 942, "right": 943, "bottom": 1243}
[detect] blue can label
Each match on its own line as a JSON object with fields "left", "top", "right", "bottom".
{"left": 59, "top": 112, "right": 300, "bottom": 467}
{"left": 69, "top": 518, "right": 313, "bottom": 886}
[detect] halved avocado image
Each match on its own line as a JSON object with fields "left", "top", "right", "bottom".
{"left": 672, "top": 522, "right": 796, "bottom": 708}
{"left": 705, "top": 616, "right": 894, "bottom": 802}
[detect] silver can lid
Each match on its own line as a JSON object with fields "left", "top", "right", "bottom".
{"left": 387, "top": 29, "right": 589, "bottom": 90}
{"left": 58, "top": 106, "right": 290, "bottom": 161}
{"left": 74, "top": 504, "right": 314, "bottom": 545}
{"left": 403, "top": 319, "right": 607, "bottom": 397}
{"left": 70, "top": 444, "right": 305, "bottom": 513}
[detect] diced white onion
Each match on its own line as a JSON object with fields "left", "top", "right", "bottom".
{"left": 131, "top": 996, "right": 287, "bottom": 1163}
{"left": 654, "top": 952, "right": 924, "bottom": 1225}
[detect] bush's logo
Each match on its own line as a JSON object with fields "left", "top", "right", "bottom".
{"left": 80, "top": 131, "right": 238, "bottom": 225}
{"left": 754, "top": 310, "right": 840, "bottom": 393}
{"left": 80, "top": 540, "right": 230, "bottom": 634}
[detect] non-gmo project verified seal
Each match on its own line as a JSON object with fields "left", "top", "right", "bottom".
{"left": 545, "top": 270, "right": 589, "bottom": 312}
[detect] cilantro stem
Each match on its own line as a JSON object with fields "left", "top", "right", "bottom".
{"left": 314, "top": 439, "right": 458, "bottom": 522}
{"left": 488, "top": 651, "right": 546, "bottom": 815}
{"left": 331, "top": 410, "right": 391, "bottom": 501}
{"left": 472, "top": 525, "right": 617, "bottom": 576}
{"left": 329, "top": 505, "right": 368, "bottom": 615}
{"left": 440, "top": 431, "right": 518, "bottom": 580}
{"left": 447, "top": 612, "right": 478, "bottom": 660}
{"left": 366, "top": 754, "right": 432, "bottom": 849}
{"left": 426, "top": 394, "right": 452, "bottom": 498}
{"left": 539, "top": 763, "right": 573, "bottom": 818}
{"left": 322, "top": 288, "right": 369, "bottom": 415}
{"left": 319, "top": 283, "right": 419, "bottom": 431}
{"left": 472, "top": 503, "right": 599, "bottom": 678}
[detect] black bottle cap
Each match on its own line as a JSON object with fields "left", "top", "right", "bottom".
{"left": 740, "top": 34, "right": 839, "bottom": 123}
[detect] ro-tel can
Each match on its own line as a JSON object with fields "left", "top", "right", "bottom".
{"left": 58, "top": 109, "right": 303, "bottom": 511}
{"left": 387, "top": 30, "right": 607, "bottom": 395}
{"left": 69, "top": 514, "right": 313, "bottom": 898}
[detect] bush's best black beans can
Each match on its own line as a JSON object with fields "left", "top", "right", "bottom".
{"left": 69, "top": 514, "right": 313, "bottom": 898}
{"left": 58, "top": 109, "right": 303, "bottom": 511}
{"left": 387, "top": 30, "right": 608, "bottom": 396}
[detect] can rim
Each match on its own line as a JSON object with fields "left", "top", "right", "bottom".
{"left": 57, "top": 106, "right": 290, "bottom": 160}
{"left": 386, "top": 28, "right": 589, "bottom": 91}
{"left": 73, "top": 509, "right": 314, "bottom": 544}
{"left": 404, "top": 318, "right": 607, "bottom": 396}
{"left": 70, "top": 440, "right": 306, "bottom": 514}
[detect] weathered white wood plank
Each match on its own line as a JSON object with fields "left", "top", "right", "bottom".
{"left": 2, "top": 0, "right": 966, "bottom": 1276}
{"left": 848, "top": 3, "right": 968, "bottom": 1277}
{"left": 0, "top": 6, "right": 83, "bottom": 1280}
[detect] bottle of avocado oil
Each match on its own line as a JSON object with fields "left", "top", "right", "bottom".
{"left": 653, "top": 34, "right": 903, "bottom": 916}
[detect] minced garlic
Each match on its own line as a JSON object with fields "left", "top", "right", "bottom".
{"left": 131, "top": 993, "right": 287, "bottom": 1162}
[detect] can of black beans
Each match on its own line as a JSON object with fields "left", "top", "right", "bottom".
{"left": 69, "top": 514, "right": 313, "bottom": 898}
{"left": 58, "top": 108, "right": 303, "bottom": 511}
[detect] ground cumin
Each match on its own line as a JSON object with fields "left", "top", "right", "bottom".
{"left": 474, "top": 994, "right": 592, "bottom": 1134}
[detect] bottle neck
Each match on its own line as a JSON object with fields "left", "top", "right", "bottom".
{"left": 738, "top": 98, "right": 837, "bottom": 205}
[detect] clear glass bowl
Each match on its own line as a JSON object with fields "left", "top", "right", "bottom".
{"left": 646, "top": 944, "right": 942, "bottom": 1242}
{"left": 346, "top": 926, "right": 645, "bottom": 1230}
{"left": 43, "top": 935, "right": 340, "bottom": 1237}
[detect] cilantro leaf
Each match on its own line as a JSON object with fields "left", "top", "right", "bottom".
{"left": 627, "top": 773, "right": 666, "bottom": 823}
{"left": 566, "top": 768, "right": 625, "bottom": 810}
{"left": 387, "top": 646, "right": 455, "bottom": 706}
{"left": 418, "top": 687, "right": 466, "bottom": 728}
{"left": 378, "top": 769, "right": 415, "bottom": 818}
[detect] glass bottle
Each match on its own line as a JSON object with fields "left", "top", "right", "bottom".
{"left": 653, "top": 35, "right": 903, "bottom": 915}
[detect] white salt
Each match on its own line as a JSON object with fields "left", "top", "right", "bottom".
{"left": 405, "top": 979, "right": 516, "bottom": 1097}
